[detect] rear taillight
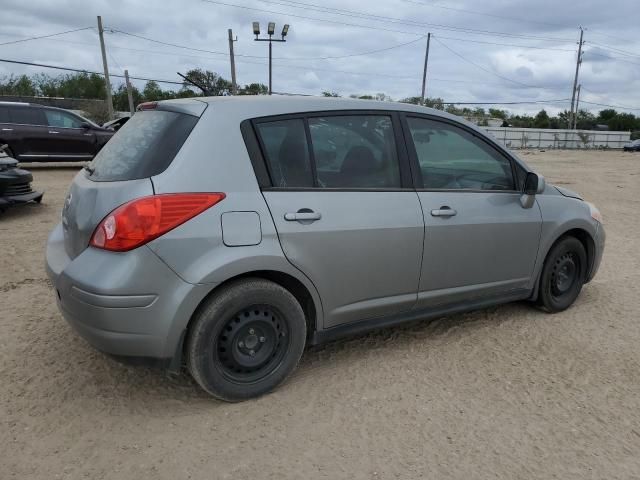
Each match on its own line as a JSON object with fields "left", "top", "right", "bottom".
{"left": 90, "top": 193, "right": 225, "bottom": 252}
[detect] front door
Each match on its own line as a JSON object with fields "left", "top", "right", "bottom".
{"left": 403, "top": 115, "right": 542, "bottom": 308}
{"left": 42, "top": 109, "right": 95, "bottom": 160}
{"left": 256, "top": 113, "right": 424, "bottom": 328}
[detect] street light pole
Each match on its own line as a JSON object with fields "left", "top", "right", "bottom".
{"left": 253, "top": 22, "right": 289, "bottom": 95}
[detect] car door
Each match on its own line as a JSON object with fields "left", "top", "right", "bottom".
{"left": 6, "top": 106, "right": 50, "bottom": 160}
{"left": 254, "top": 112, "right": 424, "bottom": 328}
{"left": 42, "top": 109, "right": 95, "bottom": 159}
{"left": 402, "top": 114, "right": 542, "bottom": 308}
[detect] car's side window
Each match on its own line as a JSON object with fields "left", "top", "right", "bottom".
{"left": 308, "top": 115, "right": 401, "bottom": 188}
{"left": 8, "top": 107, "right": 46, "bottom": 126}
{"left": 45, "top": 110, "right": 83, "bottom": 128}
{"left": 406, "top": 117, "right": 515, "bottom": 191}
{"left": 255, "top": 119, "right": 313, "bottom": 188}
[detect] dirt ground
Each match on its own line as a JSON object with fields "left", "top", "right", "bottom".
{"left": 1, "top": 150, "right": 639, "bottom": 479}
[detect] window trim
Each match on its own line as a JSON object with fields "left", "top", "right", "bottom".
{"left": 247, "top": 110, "right": 414, "bottom": 191}
{"left": 399, "top": 112, "right": 521, "bottom": 194}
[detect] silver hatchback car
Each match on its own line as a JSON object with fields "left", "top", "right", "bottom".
{"left": 46, "top": 97, "right": 605, "bottom": 401}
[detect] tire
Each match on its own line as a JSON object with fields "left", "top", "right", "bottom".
{"left": 186, "top": 278, "right": 307, "bottom": 402}
{"left": 537, "top": 236, "right": 587, "bottom": 313}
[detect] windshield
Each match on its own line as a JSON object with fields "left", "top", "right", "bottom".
{"left": 87, "top": 110, "right": 198, "bottom": 181}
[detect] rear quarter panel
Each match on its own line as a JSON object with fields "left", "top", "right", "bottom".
{"left": 148, "top": 103, "right": 324, "bottom": 326}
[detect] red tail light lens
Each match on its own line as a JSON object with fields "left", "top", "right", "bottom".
{"left": 90, "top": 193, "right": 225, "bottom": 252}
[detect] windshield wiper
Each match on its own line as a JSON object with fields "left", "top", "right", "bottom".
{"left": 84, "top": 165, "right": 95, "bottom": 175}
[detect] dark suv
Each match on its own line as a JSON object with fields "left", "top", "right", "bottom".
{"left": 0, "top": 102, "right": 114, "bottom": 162}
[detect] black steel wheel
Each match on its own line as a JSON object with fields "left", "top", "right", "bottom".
{"left": 187, "top": 278, "right": 307, "bottom": 402}
{"left": 215, "top": 305, "right": 290, "bottom": 384}
{"left": 538, "top": 236, "right": 587, "bottom": 312}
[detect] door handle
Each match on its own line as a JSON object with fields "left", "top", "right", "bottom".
{"left": 431, "top": 206, "right": 457, "bottom": 217}
{"left": 1, "top": 128, "right": 13, "bottom": 132}
{"left": 284, "top": 210, "right": 322, "bottom": 222}
{"left": 48, "top": 130, "right": 60, "bottom": 134}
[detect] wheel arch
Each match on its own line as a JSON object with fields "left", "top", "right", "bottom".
{"left": 171, "top": 269, "right": 322, "bottom": 372}
{"left": 530, "top": 226, "right": 596, "bottom": 301}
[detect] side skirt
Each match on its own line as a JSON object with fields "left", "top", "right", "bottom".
{"left": 309, "top": 289, "right": 531, "bottom": 346}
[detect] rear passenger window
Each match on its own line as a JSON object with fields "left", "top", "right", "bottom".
{"left": 256, "top": 119, "right": 313, "bottom": 188}
{"left": 308, "top": 115, "right": 400, "bottom": 188}
{"left": 9, "top": 107, "right": 45, "bottom": 126}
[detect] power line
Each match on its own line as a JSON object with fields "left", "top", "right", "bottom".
{"left": 444, "top": 99, "right": 570, "bottom": 105}
{"left": 0, "top": 57, "right": 185, "bottom": 85}
{"left": 400, "top": 0, "right": 567, "bottom": 28}
{"left": 255, "top": 0, "right": 575, "bottom": 42}
{"left": 578, "top": 99, "right": 640, "bottom": 111}
{"left": 429, "top": 35, "right": 575, "bottom": 52}
{"left": 431, "top": 36, "right": 550, "bottom": 89}
{"left": 588, "top": 41, "right": 640, "bottom": 59}
{"left": 107, "top": 27, "right": 427, "bottom": 61}
{"left": 0, "top": 27, "right": 94, "bottom": 47}
{"left": 584, "top": 51, "right": 640, "bottom": 67}
{"left": 201, "top": 0, "right": 574, "bottom": 42}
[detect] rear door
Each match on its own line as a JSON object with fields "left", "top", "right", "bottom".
{"left": 42, "top": 109, "right": 95, "bottom": 160}
{"left": 402, "top": 115, "right": 542, "bottom": 308}
{"left": 6, "top": 106, "right": 49, "bottom": 160}
{"left": 254, "top": 112, "right": 424, "bottom": 328}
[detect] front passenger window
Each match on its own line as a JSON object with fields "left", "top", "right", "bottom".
{"left": 407, "top": 117, "right": 514, "bottom": 191}
{"left": 45, "top": 110, "right": 83, "bottom": 129}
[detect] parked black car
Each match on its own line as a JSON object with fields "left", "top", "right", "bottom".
{"left": 0, "top": 101, "right": 114, "bottom": 162}
{"left": 623, "top": 139, "right": 640, "bottom": 152}
{"left": 0, "top": 144, "right": 43, "bottom": 211}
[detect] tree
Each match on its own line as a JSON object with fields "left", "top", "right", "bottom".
{"left": 112, "top": 83, "right": 143, "bottom": 111}
{"left": 321, "top": 91, "right": 340, "bottom": 97}
{"left": 142, "top": 81, "right": 166, "bottom": 101}
{"left": 488, "top": 108, "right": 507, "bottom": 119}
{"left": 239, "top": 83, "right": 268, "bottom": 95}
{"left": 0, "top": 74, "right": 36, "bottom": 96}
{"left": 534, "top": 109, "right": 550, "bottom": 128}
{"left": 182, "top": 68, "right": 231, "bottom": 96}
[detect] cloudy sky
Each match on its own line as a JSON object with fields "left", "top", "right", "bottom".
{"left": 1, "top": 0, "right": 639, "bottom": 115}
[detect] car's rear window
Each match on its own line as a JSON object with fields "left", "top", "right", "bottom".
{"left": 87, "top": 110, "right": 198, "bottom": 181}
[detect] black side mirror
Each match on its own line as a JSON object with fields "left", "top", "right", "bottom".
{"left": 524, "top": 172, "right": 539, "bottom": 195}
{"left": 80, "top": 122, "right": 91, "bottom": 130}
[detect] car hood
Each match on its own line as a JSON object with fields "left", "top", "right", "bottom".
{"left": 553, "top": 185, "right": 584, "bottom": 201}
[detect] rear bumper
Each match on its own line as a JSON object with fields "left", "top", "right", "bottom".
{"left": 45, "top": 222, "right": 212, "bottom": 362}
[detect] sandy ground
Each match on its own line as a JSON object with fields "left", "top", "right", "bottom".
{"left": 1, "top": 150, "right": 639, "bottom": 479}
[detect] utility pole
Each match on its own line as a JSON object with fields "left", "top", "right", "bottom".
{"left": 420, "top": 33, "right": 431, "bottom": 105}
{"left": 228, "top": 29, "right": 238, "bottom": 95}
{"left": 569, "top": 27, "right": 584, "bottom": 130}
{"left": 253, "top": 22, "right": 289, "bottom": 95}
{"left": 124, "top": 69, "right": 135, "bottom": 115}
{"left": 97, "top": 16, "right": 114, "bottom": 120}
{"left": 573, "top": 84, "right": 581, "bottom": 130}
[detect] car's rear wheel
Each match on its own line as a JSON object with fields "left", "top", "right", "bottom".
{"left": 186, "top": 278, "right": 306, "bottom": 402}
{"left": 537, "top": 236, "right": 587, "bottom": 312}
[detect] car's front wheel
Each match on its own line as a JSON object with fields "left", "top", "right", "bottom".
{"left": 537, "top": 236, "right": 587, "bottom": 312}
{"left": 186, "top": 278, "right": 307, "bottom": 402}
